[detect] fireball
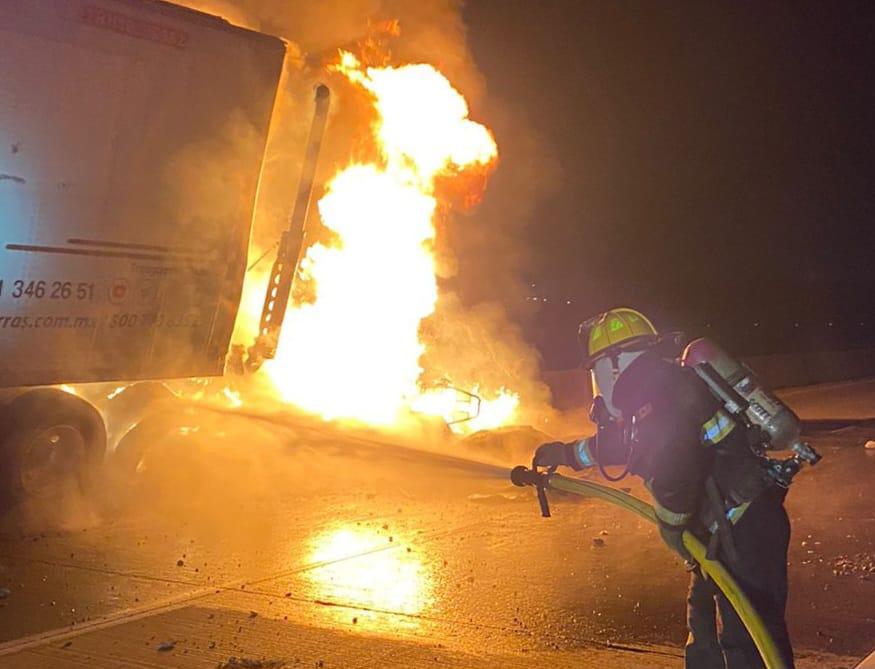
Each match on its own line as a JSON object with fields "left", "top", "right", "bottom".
{"left": 263, "top": 52, "right": 518, "bottom": 430}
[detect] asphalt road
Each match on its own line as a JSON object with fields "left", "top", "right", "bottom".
{"left": 0, "top": 401, "right": 871, "bottom": 668}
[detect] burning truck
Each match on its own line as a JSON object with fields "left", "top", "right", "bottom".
{"left": 0, "top": 0, "right": 527, "bottom": 510}
{"left": 0, "top": 0, "right": 288, "bottom": 507}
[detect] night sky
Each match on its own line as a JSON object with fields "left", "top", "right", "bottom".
{"left": 463, "top": 1, "right": 875, "bottom": 368}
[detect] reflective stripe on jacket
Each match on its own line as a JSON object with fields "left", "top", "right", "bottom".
{"left": 701, "top": 409, "right": 735, "bottom": 446}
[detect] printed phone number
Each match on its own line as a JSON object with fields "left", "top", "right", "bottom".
{"left": 0, "top": 312, "right": 200, "bottom": 330}
{"left": 0, "top": 279, "right": 96, "bottom": 301}
{"left": 108, "top": 312, "right": 200, "bottom": 329}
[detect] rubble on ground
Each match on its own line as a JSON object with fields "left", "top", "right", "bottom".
{"left": 217, "top": 659, "right": 289, "bottom": 669}
{"left": 832, "top": 553, "right": 875, "bottom": 577}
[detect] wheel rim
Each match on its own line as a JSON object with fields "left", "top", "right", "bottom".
{"left": 19, "top": 425, "right": 86, "bottom": 498}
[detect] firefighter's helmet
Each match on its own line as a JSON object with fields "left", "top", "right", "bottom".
{"left": 579, "top": 307, "right": 658, "bottom": 369}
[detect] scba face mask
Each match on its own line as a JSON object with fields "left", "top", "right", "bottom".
{"left": 590, "top": 351, "right": 644, "bottom": 419}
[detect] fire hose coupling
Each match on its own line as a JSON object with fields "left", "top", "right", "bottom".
{"left": 510, "top": 465, "right": 554, "bottom": 517}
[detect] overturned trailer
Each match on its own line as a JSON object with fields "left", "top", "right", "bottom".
{"left": 0, "top": 0, "right": 322, "bottom": 506}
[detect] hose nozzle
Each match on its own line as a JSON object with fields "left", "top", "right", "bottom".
{"left": 511, "top": 465, "right": 539, "bottom": 487}
{"left": 510, "top": 465, "right": 553, "bottom": 517}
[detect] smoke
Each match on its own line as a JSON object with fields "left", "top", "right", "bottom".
{"left": 172, "top": 0, "right": 562, "bottom": 431}
{"left": 425, "top": 102, "right": 563, "bottom": 429}
{"left": 174, "top": 0, "right": 487, "bottom": 248}
{"left": 419, "top": 293, "right": 555, "bottom": 428}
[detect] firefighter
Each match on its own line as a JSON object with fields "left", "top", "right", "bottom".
{"left": 533, "top": 307, "right": 794, "bottom": 669}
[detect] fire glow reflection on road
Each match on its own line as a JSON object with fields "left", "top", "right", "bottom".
{"left": 304, "top": 525, "right": 434, "bottom": 628}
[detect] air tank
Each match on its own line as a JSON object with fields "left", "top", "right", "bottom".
{"left": 682, "top": 338, "right": 817, "bottom": 462}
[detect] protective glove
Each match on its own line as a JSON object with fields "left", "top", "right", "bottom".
{"left": 533, "top": 441, "right": 575, "bottom": 468}
{"left": 657, "top": 519, "right": 694, "bottom": 563}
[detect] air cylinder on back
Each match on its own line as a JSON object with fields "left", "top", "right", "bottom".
{"left": 682, "top": 338, "right": 805, "bottom": 454}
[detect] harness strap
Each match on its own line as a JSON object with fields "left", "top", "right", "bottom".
{"left": 705, "top": 476, "right": 740, "bottom": 564}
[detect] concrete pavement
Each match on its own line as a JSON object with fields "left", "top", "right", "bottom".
{"left": 0, "top": 399, "right": 871, "bottom": 668}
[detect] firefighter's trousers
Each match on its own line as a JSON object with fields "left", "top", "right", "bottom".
{"left": 684, "top": 487, "right": 794, "bottom": 669}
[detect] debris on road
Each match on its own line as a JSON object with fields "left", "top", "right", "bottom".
{"left": 864, "top": 440, "right": 875, "bottom": 450}
{"left": 0, "top": 588, "right": 10, "bottom": 599}
{"left": 592, "top": 537, "right": 606, "bottom": 547}
{"left": 832, "top": 553, "right": 875, "bottom": 577}
{"left": 157, "top": 641, "right": 176, "bottom": 652}
{"left": 217, "top": 658, "right": 287, "bottom": 668}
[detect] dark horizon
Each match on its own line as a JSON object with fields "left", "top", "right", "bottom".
{"left": 463, "top": 0, "right": 875, "bottom": 369}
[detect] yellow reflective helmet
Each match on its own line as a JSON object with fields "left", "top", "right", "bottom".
{"left": 579, "top": 307, "right": 659, "bottom": 369}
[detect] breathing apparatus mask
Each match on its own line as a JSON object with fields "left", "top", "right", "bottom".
{"left": 589, "top": 351, "right": 644, "bottom": 418}
{"left": 586, "top": 353, "right": 647, "bottom": 482}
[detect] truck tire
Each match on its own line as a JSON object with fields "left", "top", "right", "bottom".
{"left": 0, "top": 389, "right": 106, "bottom": 508}
{"left": 100, "top": 381, "right": 177, "bottom": 449}
{"left": 110, "top": 404, "right": 192, "bottom": 481}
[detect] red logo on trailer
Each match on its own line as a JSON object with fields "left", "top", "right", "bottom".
{"left": 79, "top": 5, "right": 189, "bottom": 48}
{"left": 109, "top": 278, "right": 129, "bottom": 304}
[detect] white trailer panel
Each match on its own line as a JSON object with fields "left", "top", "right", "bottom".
{"left": 0, "top": 0, "right": 284, "bottom": 386}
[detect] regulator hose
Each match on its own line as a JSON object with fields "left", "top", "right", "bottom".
{"left": 517, "top": 469, "right": 787, "bottom": 669}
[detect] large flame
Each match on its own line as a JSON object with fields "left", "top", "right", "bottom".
{"left": 262, "top": 52, "right": 518, "bottom": 430}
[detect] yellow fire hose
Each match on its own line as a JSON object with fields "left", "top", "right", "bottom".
{"left": 511, "top": 467, "right": 787, "bottom": 669}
